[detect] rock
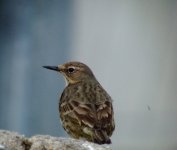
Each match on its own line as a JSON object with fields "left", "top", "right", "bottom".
{"left": 0, "top": 130, "right": 29, "bottom": 150}
{"left": 0, "top": 130, "right": 111, "bottom": 150}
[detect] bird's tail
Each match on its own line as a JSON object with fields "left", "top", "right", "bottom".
{"left": 93, "top": 129, "right": 111, "bottom": 144}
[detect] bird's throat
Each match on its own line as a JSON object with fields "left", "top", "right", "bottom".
{"left": 63, "top": 77, "right": 69, "bottom": 86}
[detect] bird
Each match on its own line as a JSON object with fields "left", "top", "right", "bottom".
{"left": 43, "top": 61, "right": 115, "bottom": 144}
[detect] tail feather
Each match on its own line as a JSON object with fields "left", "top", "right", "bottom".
{"left": 93, "top": 129, "right": 111, "bottom": 144}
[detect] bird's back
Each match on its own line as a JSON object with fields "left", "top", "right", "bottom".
{"left": 59, "top": 81, "right": 115, "bottom": 144}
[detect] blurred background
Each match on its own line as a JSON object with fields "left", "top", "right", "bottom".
{"left": 0, "top": 1, "right": 177, "bottom": 150}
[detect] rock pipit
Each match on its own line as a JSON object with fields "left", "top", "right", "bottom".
{"left": 43, "top": 61, "right": 115, "bottom": 144}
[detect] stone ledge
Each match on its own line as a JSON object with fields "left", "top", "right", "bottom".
{"left": 0, "top": 130, "right": 111, "bottom": 150}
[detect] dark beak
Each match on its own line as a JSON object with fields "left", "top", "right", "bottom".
{"left": 43, "top": 66, "right": 59, "bottom": 72}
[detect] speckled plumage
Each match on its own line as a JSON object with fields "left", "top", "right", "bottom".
{"left": 43, "top": 62, "right": 115, "bottom": 144}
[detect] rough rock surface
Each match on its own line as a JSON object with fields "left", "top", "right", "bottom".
{"left": 0, "top": 130, "right": 111, "bottom": 150}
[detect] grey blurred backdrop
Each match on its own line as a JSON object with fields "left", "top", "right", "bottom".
{"left": 0, "top": 1, "right": 177, "bottom": 150}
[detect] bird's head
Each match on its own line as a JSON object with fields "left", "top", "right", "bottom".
{"left": 43, "top": 61, "right": 96, "bottom": 85}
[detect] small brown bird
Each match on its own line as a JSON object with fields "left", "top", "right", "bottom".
{"left": 43, "top": 61, "right": 115, "bottom": 144}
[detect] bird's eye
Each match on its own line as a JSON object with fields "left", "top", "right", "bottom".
{"left": 67, "top": 67, "right": 75, "bottom": 73}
